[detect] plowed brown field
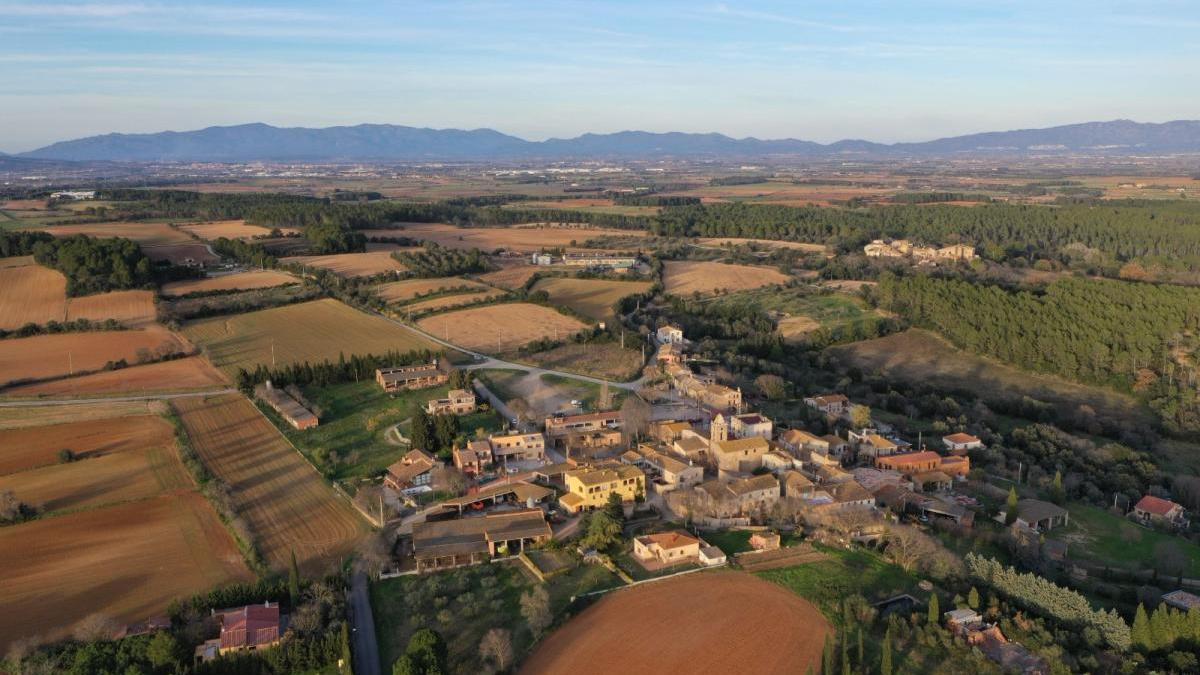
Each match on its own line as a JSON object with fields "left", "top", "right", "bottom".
{"left": 66, "top": 290, "right": 157, "bottom": 325}
{"left": 375, "top": 276, "right": 490, "bottom": 304}
{"left": 0, "top": 261, "right": 66, "bottom": 329}
{"left": 0, "top": 492, "right": 253, "bottom": 649}
{"left": 478, "top": 264, "right": 538, "bottom": 290}
{"left": 161, "top": 270, "right": 297, "bottom": 296}
{"left": 143, "top": 242, "right": 220, "bottom": 265}
{"left": 41, "top": 221, "right": 192, "bottom": 246}
{"left": 0, "top": 414, "right": 174, "bottom": 475}
{"left": 282, "top": 251, "right": 406, "bottom": 277}
{"left": 0, "top": 443, "right": 189, "bottom": 513}
{"left": 522, "top": 572, "right": 830, "bottom": 675}
{"left": 363, "top": 223, "right": 646, "bottom": 252}
{"left": 0, "top": 400, "right": 159, "bottom": 430}
{"left": 0, "top": 327, "right": 188, "bottom": 386}
{"left": 172, "top": 394, "right": 367, "bottom": 573}
{"left": 3, "top": 356, "right": 228, "bottom": 398}
{"left": 662, "top": 260, "right": 790, "bottom": 296}
{"left": 416, "top": 303, "right": 586, "bottom": 353}
{"left": 179, "top": 220, "right": 298, "bottom": 240}
{"left": 404, "top": 290, "right": 504, "bottom": 314}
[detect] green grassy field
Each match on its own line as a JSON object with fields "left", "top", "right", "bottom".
{"left": 1053, "top": 503, "right": 1200, "bottom": 577}
{"left": 537, "top": 373, "right": 628, "bottom": 409}
{"left": 529, "top": 277, "right": 652, "bottom": 321}
{"left": 707, "top": 286, "right": 882, "bottom": 341}
{"left": 261, "top": 380, "right": 502, "bottom": 482}
{"left": 703, "top": 529, "right": 754, "bottom": 555}
{"left": 758, "top": 547, "right": 920, "bottom": 620}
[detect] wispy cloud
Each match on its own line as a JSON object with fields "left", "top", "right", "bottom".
{"left": 705, "top": 3, "right": 876, "bottom": 33}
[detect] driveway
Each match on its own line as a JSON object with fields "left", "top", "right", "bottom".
{"left": 349, "top": 570, "right": 382, "bottom": 675}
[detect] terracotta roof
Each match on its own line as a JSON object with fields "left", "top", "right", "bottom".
{"left": 412, "top": 509, "right": 550, "bottom": 558}
{"left": 780, "top": 429, "right": 823, "bottom": 445}
{"left": 637, "top": 531, "right": 699, "bottom": 551}
{"left": 879, "top": 450, "right": 941, "bottom": 466}
{"left": 734, "top": 414, "right": 767, "bottom": 425}
{"left": 830, "top": 481, "right": 873, "bottom": 503}
{"left": 943, "top": 432, "right": 981, "bottom": 444}
{"left": 219, "top": 603, "right": 281, "bottom": 650}
{"left": 567, "top": 463, "right": 643, "bottom": 486}
{"left": 387, "top": 450, "right": 435, "bottom": 485}
{"left": 1135, "top": 495, "right": 1182, "bottom": 516}
{"left": 727, "top": 474, "right": 779, "bottom": 496}
{"left": 712, "top": 436, "right": 770, "bottom": 456}
{"left": 810, "top": 394, "right": 848, "bottom": 405}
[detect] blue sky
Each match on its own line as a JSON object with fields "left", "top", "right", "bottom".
{"left": 1, "top": 1, "right": 1197, "bottom": 152}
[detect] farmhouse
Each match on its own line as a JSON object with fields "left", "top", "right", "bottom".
{"left": 559, "top": 463, "right": 645, "bottom": 514}
{"left": 384, "top": 449, "right": 439, "bottom": 492}
{"left": 672, "top": 368, "right": 742, "bottom": 412}
{"left": 1132, "top": 495, "right": 1189, "bottom": 529}
{"left": 712, "top": 436, "right": 771, "bottom": 473}
{"left": 656, "top": 324, "right": 685, "bottom": 345}
{"left": 563, "top": 428, "right": 624, "bottom": 459}
{"left": 254, "top": 382, "right": 318, "bottom": 430}
{"left": 412, "top": 509, "right": 552, "bottom": 573}
{"left": 711, "top": 412, "right": 773, "bottom": 442}
{"left": 545, "top": 410, "right": 622, "bottom": 439}
{"left": 426, "top": 388, "right": 476, "bottom": 415}
{"left": 488, "top": 432, "right": 546, "bottom": 465}
{"left": 1000, "top": 499, "right": 1070, "bottom": 532}
{"left": 942, "top": 432, "right": 983, "bottom": 454}
{"left": 376, "top": 361, "right": 449, "bottom": 392}
{"left": 195, "top": 602, "right": 284, "bottom": 660}
{"left": 863, "top": 240, "right": 907, "bottom": 258}
{"left": 453, "top": 440, "right": 493, "bottom": 477}
{"left": 696, "top": 474, "right": 781, "bottom": 518}
{"left": 633, "top": 531, "right": 701, "bottom": 567}
{"left": 850, "top": 430, "right": 901, "bottom": 461}
{"left": 804, "top": 393, "right": 850, "bottom": 416}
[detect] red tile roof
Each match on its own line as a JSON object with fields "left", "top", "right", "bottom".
{"left": 219, "top": 603, "right": 281, "bottom": 650}
{"left": 943, "top": 432, "right": 980, "bottom": 444}
{"left": 637, "top": 531, "right": 700, "bottom": 550}
{"left": 1135, "top": 495, "right": 1181, "bottom": 517}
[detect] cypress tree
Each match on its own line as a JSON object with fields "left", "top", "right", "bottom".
{"left": 880, "top": 624, "right": 893, "bottom": 675}
{"left": 288, "top": 549, "right": 301, "bottom": 606}
{"left": 1049, "top": 470, "right": 1065, "bottom": 505}
{"left": 1131, "top": 604, "right": 1151, "bottom": 652}
{"left": 928, "top": 592, "right": 940, "bottom": 626}
{"left": 856, "top": 627, "right": 863, "bottom": 666}
{"left": 822, "top": 635, "right": 834, "bottom": 675}
{"left": 1005, "top": 487, "right": 1019, "bottom": 525}
{"left": 968, "top": 586, "right": 980, "bottom": 610}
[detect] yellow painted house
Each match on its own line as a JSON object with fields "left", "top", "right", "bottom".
{"left": 559, "top": 463, "right": 646, "bottom": 513}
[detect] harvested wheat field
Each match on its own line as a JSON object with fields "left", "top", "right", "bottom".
{"left": 0, "top": 260, "right": 67, "bottom": 329}
{"left": 663, "top": 260, "right": 790, "bottom": 296}
{"left": 698, "top": 237, "right": 827, "bottom": 252}
{"left": 523, "top": 572, "right": 830, "bottom": 675}
{"left": 375, "top": 276, "right": 490, "bottom": 304}
{"left": 4, "top": 356, "right": 228, "bottom": 398}
{"left": 172, "top": 394, "right": 367, "bottom": 572}
{"left": 0, "top": 491, "right": 253, "bottom": 650}
{"left": 364, "top": 222, "right": 646, "bottom": 252}
{"left": 282, "top": 251, "right": 406, "bottom": 277}
{"left": 0, "top": 327, "right": 188, "bottom": 387}
{"left": 161, "top": 270, "right": 297, "bottom": 297}
{"left": 530, "top": 277, "right": 651, "bottom": 320}
{"left": 41, "top": 221, "right": 193, "bottom": 246}
{"left": 0, "top": 400, "right": 160, "bottom": 431}
{"left": 0, "top": 414, "right": 174, "bottom": 476}
{"left": 417, "top": 303, "right": 586, "bottom": 353}
{"left": 179, "top": 220, "right": 297, "bottom": 240}
{"left": 66, "top": 289, "right": 157, "bottom": 325}
{"left": 142, "top": 242, "right": 220, "bottom": 266}
{"left": 184, "top": 298, "right": 438, "bottom": 378}
{"left": 404, "top": 290, "right": 504, "bottom": 314}
{"left": 477, "top": 264, "right": 539, "bottom": 290}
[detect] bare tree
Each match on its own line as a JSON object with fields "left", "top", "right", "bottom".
{"left": 883, "top": 524, "right": 940, "bottom": 572}
{"left": 479, "top": 628, "right": 514, "bottom": 672}
{"left": 508, "top": 397, "right": 533, "bottom": 425}
{"left": 755, "top": 374, "right": 787, "bottom": 400}
{"left": 72, "top": 613, "right": 120, "bottom": 642}
{"left": 520, "top": 586, "right": 552, "bottom": 638}
{"left": 620, "top": 395, "right": 651, "bottom": 445}
{"left": 431, "top": 465, "right": 468, "bottom": 496}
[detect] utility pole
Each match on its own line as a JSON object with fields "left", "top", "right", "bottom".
{"left": 271, "top": 340, "right": 276, "bottom": 368}
{"left": 68, "top": 351, "right": 73, "bottom": 376}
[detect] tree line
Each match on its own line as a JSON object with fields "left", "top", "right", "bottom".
{"left": 235, "top": 348, "right": 441, "bottom": 392}
{"left": 394, "top": 244, "right": 490, "bottom": 277}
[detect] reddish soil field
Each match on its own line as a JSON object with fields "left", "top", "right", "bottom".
{"left": 3, "top": 356, "right": 228, "bottom": 398}
{"left": 522, "top": 571, "right": 831, "bottom": 675}
{"left": 416, "top": 303, "right": 586, "bottom": 353}
{"left": 662, "top": 260, "right": 791, "bottom": 296}
{"left": 0, "top": 492, "right": 253, "bottom": 649}
{"left": 161, "top": 270, "right": 297, "bottom": 297}
{"left": 0, "top": 261, "right": 67, "bottom": 329}
{"left": 172, "top": 394, "right": 367, "bottom": 573}
{"left": 0, "top": 327, "right": 188, "bottom": 386}
{"left": 66, "top": 289, "right": 157, "bottom": 325}
{"left": 0, "top": 414, "right": 174, "bottom": 476}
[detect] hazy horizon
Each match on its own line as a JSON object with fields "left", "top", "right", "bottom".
{"left": 2, "top": 0, "right": 1198, "bottom": 152}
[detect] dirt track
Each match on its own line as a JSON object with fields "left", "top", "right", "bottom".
{"left": 521, "top": 571, "right": 831, "bottom": 675}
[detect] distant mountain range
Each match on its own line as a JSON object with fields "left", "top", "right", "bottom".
{"left": 15, "top": 119, "right": 1200, "bottom": 162}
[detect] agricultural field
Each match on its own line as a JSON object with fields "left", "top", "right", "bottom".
{"left": 758, "top": 547, "right": 919, "bottom": 617}
{"left": 0, "top": 492, "right": 253, "bottom": 650}
{"left": 523, "top": 571, "right": 830, "bottom": 675}
{"left": 183, "top": 298, "right": 439, "bottom": 378}
{"left": 65, "top": 289, "right": 157, "bottom": 325}
{"left": 3, "top": 356, "right": 228, "bottom": 398}
{"left": 524, "top": 342, "right": 643, "bottom": 381}
{"left": 374, "top": 276, "right": 490, "bottom": 304}
{"left": 1051, "top": 503, "right": 1200, "bottom": 577}
{"left": 172, "top": 393, "right": 368, "bottom": 573}
{"left": 664, "top": 179, "right": 899, "bottom": 207}
{"left": 827, "top": 328, "right": 1154, "bottom": 427}
{"left": 474, "top": 369, "right": 626, "bottom": 418}
{"left": 477, "top": 264, "right": 539, "bottom": 290}
{"left": 0, "top": 399, "right": 161, "bottom": 430}
{"left": 501, "top": 198, "right": 661, "bottom": 216}
{"left": 161, "top": 270, "right": 298, "bottom": 297}
{"left": 661, "top": 260, "right": 790, "bottom": 296}
{"left": 39, "top": 221, "right": 194, "bottom": 246}
{"left": 363, "top": 222, "right": 647, "bottom": 253}
{"left": 708, "top": 287, "right": 884, "bottom": 341}
{"left": 697, "top": 237, "right": 827, "bottom": 252}
{"left": 0, "top": 259, "right": 67, "bottom": 329}
{"left": 0, "top": 413, "right": 174, "bottom": 476}
{"left": 142, "top": 242, "right": 220, "bottom": 266}
{"left": 0, "top": 326, "right": 189, "bottom": 387}
{"left": 530, "top": 277, "right": 651, "bottom": 321}
{"left": 403, "top": 290, "right": 505, "bottom": 315}
{"left": 416, "top": 303, "right": 586, "bottom": 353}
{"left": 281, "top": 251, "right": 406, "bottom": 277}
{"left": 179, "top": 219, "right": 298, "bottom": 240}
{"left": 0, "top": 409, "right": 252, "bottom": 650}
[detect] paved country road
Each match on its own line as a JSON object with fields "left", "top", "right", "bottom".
{"left": 350, "top": 570, "right": 382, "bottom": 675}
{"left": 0, "top": 388, "right": 237, "bottom": 407}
